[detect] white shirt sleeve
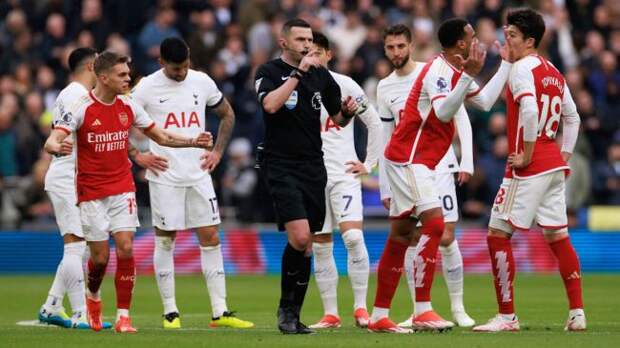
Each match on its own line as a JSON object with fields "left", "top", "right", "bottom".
{"left": 376, "top": 85, "right": 394, "bottom": 122}
{"left": 430, "top": 71, "right": 476, "bottom": 123}
{"left": 378, "top": 118, "right": 394, "bottom": 200}
{"left": 466, "top": 60, "right": 512, "bottom": 111}
{"left": 509, "top": 62, "right": 536, "bottom": 103}
{"left": 519, "top": 95, "right": 539, "bottom": 142}
{"left": 560, "top": 82, "right": 580, "bottom": 153}
{"left": 130, "top": 78, "right": 149, "bottom": 108}
{"left": 128, "top": 98, "right": 155, "bottom": 129}
{"left": 202, "top": 73, "right": 224, "bottom": 108}
{"left": 347, "top": 80, "right": 382, "bottom": 172}
{"left": 454, "top": 105, "right": 474, "bottom": 174}
{"left": 54, "top": 98, "right": 86, "bottom": 133}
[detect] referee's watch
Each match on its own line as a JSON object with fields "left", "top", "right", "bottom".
{"left": 289, "top": 69, "right": 304, "bottom": 80}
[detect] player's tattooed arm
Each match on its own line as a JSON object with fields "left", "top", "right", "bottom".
{"left": 143, "top": 125, "right": 213, "bottom": 149}
{"left": 44, "top": 128, "right": 72, "bottom": 156}
{"left": 202, "top": 98, "right": 235, "bottom": 172}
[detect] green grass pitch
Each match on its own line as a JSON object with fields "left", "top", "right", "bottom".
{"left": 1, "top": 274, "right": 619, "bottom": 347}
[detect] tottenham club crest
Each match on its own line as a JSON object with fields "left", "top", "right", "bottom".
{"left": 436, "top": 77, "right": 449, "bottom": 93}
{"left": 118, "top": 112, "right": 129, "bottom": 126}
{"left": 311, "top": 92, "right": 322, "bottom": 110}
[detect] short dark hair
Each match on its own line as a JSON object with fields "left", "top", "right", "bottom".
{"left": 68, "top": 47, "right": 97, "bottom": 72}
{"left": 437, "top": 18, "right": 469, "bottom": 48}
{"left": 281, "top": 18, "right": 311, "bottom": 36}
{"left": 507, "top": 8, "right": 546, "bottom": 48}
{"left": 382, "top": 24, "right": 412, "bottom": 43}
{"left": 312, "top": 31, "right": 330, "bottom": 50}
{"left": 94, "top": 51, "right": 130, "bottom": 75}
{"left": 160, "top": 37, "right": 189, "bottom": 64}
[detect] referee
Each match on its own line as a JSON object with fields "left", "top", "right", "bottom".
{"left": 254, "top": 18, "right": 358, "bottom": 334}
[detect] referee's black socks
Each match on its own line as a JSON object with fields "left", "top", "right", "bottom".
{"left": 279, "top": 243, "right": 312, "bottom": 312}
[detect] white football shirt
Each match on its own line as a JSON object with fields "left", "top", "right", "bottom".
{"left": 44, "top": 81, "right": 89, "bottom": 193}
{"left": 320, "top": 71, "right": 382, "bottom": 180}
{"left": 131, "top": 69, "right": 223, "bottom": 186}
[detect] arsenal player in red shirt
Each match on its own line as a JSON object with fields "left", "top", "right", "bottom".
{"left": 44, "top": 51, "right": 212, "bottom": 333}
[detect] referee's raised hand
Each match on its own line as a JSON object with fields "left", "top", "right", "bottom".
{"left": 298, "top": 49, "right": 321, "bottom": 72}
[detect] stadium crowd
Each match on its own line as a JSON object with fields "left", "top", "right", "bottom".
{"left": 0, "top": 0, "right": 618, "bottom": 228}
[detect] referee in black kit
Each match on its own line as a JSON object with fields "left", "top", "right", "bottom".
{"left": 254, "top": 18, "right": 359, "bottom": 334}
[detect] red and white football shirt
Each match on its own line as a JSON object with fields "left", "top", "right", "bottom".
{"left": 505, "top": 55, "right": 571, "bottom": 178}
{"left": 384, "top": 54, "right": 479, "bottom": 169}
{"left": 56, "top": 91, "right": 155, "bottom": 203}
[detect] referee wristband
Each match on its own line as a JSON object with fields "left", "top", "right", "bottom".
{"left": 289, "top": 69, "right": 304, "bottom": 80}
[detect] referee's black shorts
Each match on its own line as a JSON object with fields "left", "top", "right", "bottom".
{"left": 262, "top": 157, "right": 327, "bottom": 232}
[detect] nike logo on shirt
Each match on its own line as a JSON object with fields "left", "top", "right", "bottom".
{"left": 159, "top": 98, "right": 169, "bottom": 103}
{"left": 390, "top": 97, "right": 401, "bottom": 104}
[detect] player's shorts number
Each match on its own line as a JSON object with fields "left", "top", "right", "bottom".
{"left": 494, "top": 188, "right": 506, "bottom": 205}
{"left": 538, "top": 93, "right": 562, "bottom": 139}
{"left": 441, "top": 195, "right": 454, "bottom": 211}
{"left": 208, "top": 197, "right": 219, "bottom": 214}
{"left": 342, "top": 195, "right": 352, "bottom": 211}
{"left": 127, "top": 197, "right": 136, "bottom": 215}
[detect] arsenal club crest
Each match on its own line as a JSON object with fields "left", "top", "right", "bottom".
{"left": 118, "top": 112, "right": 129, "bottom": 126}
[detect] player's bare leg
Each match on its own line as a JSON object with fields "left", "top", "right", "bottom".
{"left": 39, "top": 233, "right": 86, "bottom": 328}
{"left": 278, "top": 219, "right": 314, "bottom": 334}
{"left": 440, "top": 223, "right": 475, "bottom": 327}
{"left": 397, "top": 227, "right": 419, "bottom": 328}
{"left": 197, "top": 226, "right": 253, "bottom": 329}
{"left": 310, "top": 233, "right": 341, "bottom": 329}
{"left": 112, "top": 231, "right": 137, "bottom": 333}
{"left": 153, "top": 228, "right": 180, "bottom": 328}
{"left": 368, "top": 218, "right": 414, "bottom": 333}
{"left": 543, "top": 229, "right": 586, "bottom": 331}
{"left": 473, "top": 227, "right": 520, "bottom": 332}
{"left": 411, "top": 208, "right": 454, "bottom": 332}
{"left": 85, "top": 240, "right": 109, "bottom": 332}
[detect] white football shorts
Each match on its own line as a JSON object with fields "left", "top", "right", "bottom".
{"left": 47, "top": 190, "right": 84, "bottom": 237}
{"left": 79, "top": 192, "right": 140, "bottom": 242}
{"left": 318, "top": 176, "right": 363, "bottom": 234}
{"left": 386, "top": 161, "right": 441, "bottom": 219}
{"left": 489, "top": 170, "right": 568, "bottom": 234}
{"left": 149, "top": 178, "right": 221, "bottom": 231}
{"left": 416, "top": 171, "right": 459, "bottom": 227}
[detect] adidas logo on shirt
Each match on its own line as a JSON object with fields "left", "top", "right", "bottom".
{"left": 91, "top": 119, "right": 102, "bottom": 127}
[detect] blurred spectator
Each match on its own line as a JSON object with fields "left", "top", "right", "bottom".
{"left": 588, "top": 51, "right": 620, "bottom": 105}
{"left": 559, "top": 134, "right": 591, "bottom": 227}
{"left": 38, "top": 13, "right": 69, "bottom": 71}
{"left": 325, "top": 8, "right": 367, "bottom": 60}
{"left": 221, "top": 138, "right": 258, "bottom": 223}
{"left": 70, "top": 0, "right": 111, "bottom": 50}
{"left": 0, "top": 29, "right": 38, "bottom": 76}
{"left": 188, "top": 8, "right": 221, "bottom": 71}
{"left": 593, "top": 142, "right": 620, "bottom": 205}
{"left": 0, "top": 101, "right": 18, "bottom": 178}
{"left": 14, "top": 91, "right": 46, "bottom": 176}
{"left": 217, "top": 35, "right": 248, "bottom": 76}
{"left": 138, "top": 5, "right": 181, "bottom": 74}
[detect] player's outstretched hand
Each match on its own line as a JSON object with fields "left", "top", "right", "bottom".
{"left": 508, "top": 151, "right": 530, "bottom": 169}
{"left": 345, "top": 160, "right": 368, "bottom": 177}
{"left": 194, "top": 132, "right": 213, "bottom": 149}
{"left": 458, "top": 38, "right": 487, "bottom": 77}
{"left": 56, "top": 138, "right": 73, "bottom": 156}
{"left": 134, "top": 151, "right": 169, "bottom": 176}
{"left": 298, "top": 49, "right": 321, "bottom": 72}
{"left": 457, "top": 171, "right": 472, "bottom": 186}
{"left": 341, "top": 96, "right": 358, "bottom": 118}
{"left": 200, "top": 150, "right": 222, "bottom": 172}
{"left": 497, "top": 26, "right": 515, "bottom": 63}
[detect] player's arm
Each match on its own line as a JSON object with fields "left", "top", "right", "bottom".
{"left": 434, "top": 39, "right": 487, "bottom": 123}
{"left": 44, "top": 128, "right": 72, "bottom": 156}
{"left": 354, "top": 96, "right": 383, "bottom": 174}
{"left": 128, "top": 143, "right": 169, "bottom": 175}
{"left": 559, "top": 83, "right": 581, "bottom": 162}
{"left": 202, "top": 97, "right": 235, "bottom": 172}
{"left": 454, "top": 105, "right": 474, "bottom": 185}
{"left": 143, "top": 125, "right": 213, "bottom": 149}
{"left": 508, "top": 95, "right": 537, "bottom": 169}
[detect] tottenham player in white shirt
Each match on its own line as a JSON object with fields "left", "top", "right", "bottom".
{"left": 131, "top": 37, "right": 253, "bottom": 329}
{"left": 39, "top": 48, "right": 167, "bottom": 330}
{"left": 375, "top": 24, "right": 476, "bottom": 329}
{"left": 306, "top": 32, "right": 382, "bottom": 329}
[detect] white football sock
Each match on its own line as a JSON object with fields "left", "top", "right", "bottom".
{"left": 404, "top": 245, "right": 417, "bottom": 312}
{"left": 154, "top": 236, "right": 178, "bottom": 314}
{"left": 313, "top": 241, "right": 339, "bottom": 316}
{"left": 439, "top": 240, "right": 465, "bottom": 312}
{"left": 370, "top": 307, "right": 389, "bottom": 322}
{"left": 414, "top": 301, "right": 432, "bottom": 316}
{"left": 342, "top": 229, "right": 369, "bottom": 310}
{"left": 116, "top": 308, "right": 129, "bottom": 321}
{"left": 44, "top": 268, "right": 65, "bottom": 310}
{"left": 200, "top": 244, "right": 228, "bottom": 318}
{"left": 63, "top": 241, "right": 87, "bottom": 315}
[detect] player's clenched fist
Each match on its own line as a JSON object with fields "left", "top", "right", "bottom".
{"left": 193, "top": 132, "right": 213, "bottom": 149}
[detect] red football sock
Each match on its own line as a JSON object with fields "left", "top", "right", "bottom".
{"left": 373, "top": 238, "right": 408, "bottom": 308}
{"left": 414, "top": 216, "right": 444, "bottom": 302}
{"left": 549, "top": 236, "right": 583, "bottom": 309}
{"left": 115, "top": 256, "right": 136, "bottom": 310}
{"left": 87, "top": 259, "right": 107, "bottom": 295}
{"left": 487, "top": 235, "right": 515, "bottom": 314}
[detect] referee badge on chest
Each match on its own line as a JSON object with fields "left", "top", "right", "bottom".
{"left": 285, "top": 90, "right": 298, "bottom": 110}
